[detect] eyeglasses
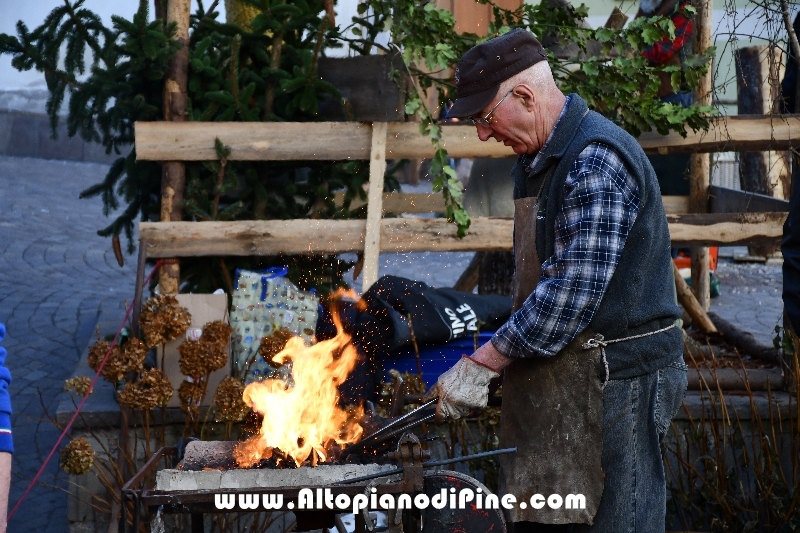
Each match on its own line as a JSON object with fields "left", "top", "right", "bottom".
{"left": 468, "top": 89, "right": 514, "bottom": 127}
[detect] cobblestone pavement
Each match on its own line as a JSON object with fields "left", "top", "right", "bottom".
{"left": 711, "top": 253, "right": 783, "bottom": 347}
{"left": 0, "top": 154, "right": 786, "bottom": 532}
{"left": 0, "top": 156, "right": 135, "bottom": 533}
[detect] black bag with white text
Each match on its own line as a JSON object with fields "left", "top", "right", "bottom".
{"left": 362, "top": 275, "right": 512, "bottom": 348}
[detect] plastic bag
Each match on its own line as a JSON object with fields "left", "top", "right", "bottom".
{"left": 229, "top": 267, "right": 319, "bottom": 383}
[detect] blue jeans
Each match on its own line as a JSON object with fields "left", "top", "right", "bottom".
{"left": 512, "top": 358, "right": 688, "bottom": 533}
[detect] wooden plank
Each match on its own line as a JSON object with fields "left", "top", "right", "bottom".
{"left": 141, "top": 219, "right": 368, "bottom": 257}
{"left": 139, "top": 213, "right": 786, "bottom": 258}
{"left": 638, "top": 115, "right": 800, "bottom": 154}
{"left": 134, "top": 121, "right": 511, "bottom": 161}
{"left": 135, "top": 121, "right": 373, "bottom": 161}
{"left": 138, "top": 218, "right": 514, "bottom": 257}
{"left": 136, "top": 117, "right": 800, "bottom": 161}
{"left": 668, "top": 212, "right": 786, "bottom": 246}
{"left": 362, "top": 123, "right": 388, "bottom": 291}
{"left": 662, "top": 196, "right": 690, "bottom": 214}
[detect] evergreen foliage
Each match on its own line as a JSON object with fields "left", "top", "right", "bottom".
{"left": 0, "top": 0, "right": 388, "bottom": 293}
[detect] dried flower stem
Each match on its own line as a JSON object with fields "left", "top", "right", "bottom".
{"left": 142, "top": 410, "right": 151, "bottom": 460}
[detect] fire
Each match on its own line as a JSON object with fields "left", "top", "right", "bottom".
{"left": 234, "top": 293, "right": 364, "bottom": 467}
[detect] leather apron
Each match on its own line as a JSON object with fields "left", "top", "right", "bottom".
{"left": 498, "top": 195, "right": 605, "bottom": 525}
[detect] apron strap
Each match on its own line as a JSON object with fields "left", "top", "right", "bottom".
{"left": 581, "top": 323, "right": 678, "bottom": 388}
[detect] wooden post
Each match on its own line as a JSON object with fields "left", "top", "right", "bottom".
{"left": 361, "top": 122, "right": 388, "bottom": 292}
{"left": 160, "top": 0, "right": 191, "bottom": 295}
{"left": 673, "top": 262, "right": 717, "bottom": 333}
{"left": 735, "top": 45, "right": 790, "bottom": 256}
{"left": 689, "top": 0, "right": 713, "bottom": 310}
{"left": 478, "top": 252, "right": 514, "bottom": 295}
{"left": 154, "top": 0, "right": 166, "bottom": 20}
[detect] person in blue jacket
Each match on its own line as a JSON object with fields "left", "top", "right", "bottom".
{"left": 0, "top": 323, "right": 12, "bottom": 532}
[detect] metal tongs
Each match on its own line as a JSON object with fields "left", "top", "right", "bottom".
{"left": 341, "top": 399, "right": 438, "bottom": 458}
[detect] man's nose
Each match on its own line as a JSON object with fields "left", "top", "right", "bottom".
{"left": 476, "top": 124, "right": 493, "bottom": 141}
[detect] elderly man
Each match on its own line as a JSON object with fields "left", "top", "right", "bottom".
{"left": 424, "top": 29, "right": 687, "bottom": 532}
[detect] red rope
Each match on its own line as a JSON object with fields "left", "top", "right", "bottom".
{"left": 8, "top": 260, "right": 167, "bottom": 520}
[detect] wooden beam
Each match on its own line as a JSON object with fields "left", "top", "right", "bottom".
{"left": 673, "top": 262, "right": 717, "bottom": 333}
{"left": 668, "top": 212, "right": 786, "bottom": 246}
{"left": 638, "top": 115, "right": 800, "bottom": 154}
{"left": 662, "top": 196, "right": 690, "bottom": 214}
{"left": 138, "top": 213, "right": 785, "bottom": 258}
{"left": 135, "top": 122, "right": 512, "bottom": 161}
{"left": 135, "top": 117, "right": 800, "bottom": 162}
{"left": 362, "top": 123, "right": 387, "bottom": 291}
{"left": 138, "top": 218, "right": 514, "bottom": 257}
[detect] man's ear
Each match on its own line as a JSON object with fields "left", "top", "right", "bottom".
{"left": 514, "top": 84, "right": 537, "bottom": 110}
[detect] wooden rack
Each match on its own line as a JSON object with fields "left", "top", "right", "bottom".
{"left": 134, "top": 117, "right": 791, "bottom": 294}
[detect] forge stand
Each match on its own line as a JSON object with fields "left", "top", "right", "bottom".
{"left": 120, "top": 434, "right": 508, "bottom": 533}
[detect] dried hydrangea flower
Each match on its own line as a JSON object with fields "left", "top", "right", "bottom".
{"left": 60, "top": 437, "right": 95, "bottom": 475}
{"left": 178, "top": 339, "right": 227, "bottom": 378}
{"left": 139, "top": 295, "right": 192, "bottom": 348}
{"left": 64, "top": 376, "right": 93, "bottom": 396}
{"left": 201, "top": 320, "right": 232, "bottom": 348}
{"left": 87, "top": 337, "right": 149, "bottom": 384}
{"left": 87, "top": 340, "right": 120, "bottom": 375}
{"left": 117, "top": 369, "right": 173, "bottom": 411}
{"left": 258, "top": 328, "right": 294, "bottom": 368}
{"left": 104, "top": 338, "right": 150, "bottom": 383}
{"left": 213, "top": 377, "right": 248, "bottom": 422}
{"left": 178, "top": 379, "right": 205, "bottom": 417}
{"left": 121, "top": 338, "right": 148, "bottom": 371}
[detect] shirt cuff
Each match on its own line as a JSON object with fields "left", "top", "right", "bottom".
{"left": 491, "top": 319, "right": 555, "bottom": 359}
{"left": 0, "top": 413, "right": 13, "bottom": 454}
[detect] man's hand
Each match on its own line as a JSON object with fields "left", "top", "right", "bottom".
{"left": 422, "top": 356, "right": 500, "bottom": 424}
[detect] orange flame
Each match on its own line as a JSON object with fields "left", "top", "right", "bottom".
{"left": 234, "top": 293, "right": 364, "bottom": 467}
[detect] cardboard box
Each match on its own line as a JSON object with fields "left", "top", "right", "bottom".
{"left": 157, "top": 293, "right": 230, "bottom": 408}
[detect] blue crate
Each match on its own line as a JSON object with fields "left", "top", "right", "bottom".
{"left": 383, "top": 332, "right": 496, "bottom": 385}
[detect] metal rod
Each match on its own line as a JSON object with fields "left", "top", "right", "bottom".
{"left": 423, "top": 447, "right": 517, "bottom": 468}
{"left": 334, "top": 468, "right": 404, "bottom": 486}
{"left": 342, "top": 400, "right": 436, "bottom": 457}
{"left": 335, "top": 447, "right": 517, "bottom": 486}
{"left": 366, "top": 414, "right": 435, "bottom": 447}
{"left": 366, "top": 399, "right": 437, "bottom": 440}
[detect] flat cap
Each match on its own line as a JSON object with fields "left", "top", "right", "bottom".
{"left": 448, "top": 29, "right": 547, "bottom": 119}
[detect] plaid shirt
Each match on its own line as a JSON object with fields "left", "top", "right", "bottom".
{"left": 491, "top": 134, "right": 641, "bottom": 359}
{"left": 642, "top": 1, "right": 694, "bottom": 66}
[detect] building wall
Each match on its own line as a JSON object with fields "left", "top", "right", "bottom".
{"left": 436, "top": 0, "right": 524, "bottom": 35}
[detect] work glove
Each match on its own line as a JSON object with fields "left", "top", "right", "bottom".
{"left": 422, "top": 356, "right": 500, "bottom": 424}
